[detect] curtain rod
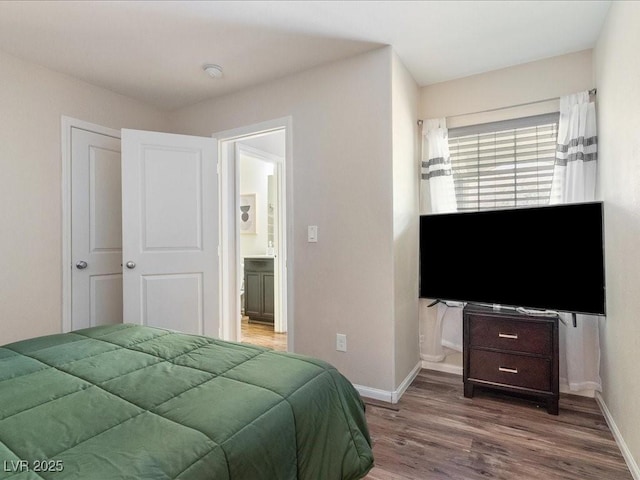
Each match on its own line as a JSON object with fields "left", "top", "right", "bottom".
{"left": 417, "top": 88, "right": 597, "bottom": 126}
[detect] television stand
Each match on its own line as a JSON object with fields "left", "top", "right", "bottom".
{"left": 463, "top": 304, "right": 559, "bottom": 415}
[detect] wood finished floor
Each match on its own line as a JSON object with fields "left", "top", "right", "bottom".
{"left": 364, "top": 370, "right": 632, "bottom": 480}
{"left": 240, "top": 317, "right": 287, "bottom": 351}
{"left": 235, "top": 328, "right": 630, "bottom": 479}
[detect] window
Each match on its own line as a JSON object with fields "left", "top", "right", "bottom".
{"left": 448, "top": 113, "right": 559, "bottom": 212}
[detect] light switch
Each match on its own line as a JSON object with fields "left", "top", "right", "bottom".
{"left": 308, "top": 225, "right": 318, "bottom": 243}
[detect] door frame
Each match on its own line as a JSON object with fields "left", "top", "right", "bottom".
{"left": 215, "top": 117, "right": 293, "bottom": 351}
{"left": 61, "top": 116, "right": 121, "bottom": 333}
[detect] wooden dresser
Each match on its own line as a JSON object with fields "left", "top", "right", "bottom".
{"left": 463, "top": 304, "right": 559, "bottom": 414}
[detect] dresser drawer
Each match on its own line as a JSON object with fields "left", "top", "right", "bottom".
{"left": 468, "top": 315, "right": 552, "bottom": 355}
{"left": 468, "top": 349, "right": 551, "bottom": 392}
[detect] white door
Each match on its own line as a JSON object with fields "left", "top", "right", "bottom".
{"left": 121, "top": 129, "right": 219, "bottom": 336}
{"left": 71, "top": 128, "right": 123, "bottom": 330}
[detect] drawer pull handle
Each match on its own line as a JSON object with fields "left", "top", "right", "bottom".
{"left": 498, "top": 333, "right": 518, "bottom": 339}
{"left": 498, "top": 366, "right": 518, "bottom": 374}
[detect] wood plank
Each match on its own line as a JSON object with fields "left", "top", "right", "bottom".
{"left": 364, "top": 370, "right": 632, "bottom": 480}
{"left": 240, "top": 316, "right": 287, "bottom": 351}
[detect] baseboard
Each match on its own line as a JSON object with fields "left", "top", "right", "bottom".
{"left": 421, "top": 357, "right": 463, "bottom": 376}
{"left": 391, "top": 361, "right": 422, "bottom": 404}
{"left": 595, "top": 392, "right": 640, "bottom": 480}
{"left": 355, "top": 361, "right": 422, "bottom": 405}
{"left": 354, "top": 384, "right": 392, "bottom": 403}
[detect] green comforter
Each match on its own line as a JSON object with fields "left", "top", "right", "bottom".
{"left": 0, "top": 324, "right": 373, "bottom": 479}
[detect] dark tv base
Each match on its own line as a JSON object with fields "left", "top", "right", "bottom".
{"left": 462, "top": 304, "right": 559, "bottom": 415}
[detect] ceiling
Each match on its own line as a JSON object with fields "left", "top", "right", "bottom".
{"left": 0, "top": 1, "right": 611, "bottom": 111}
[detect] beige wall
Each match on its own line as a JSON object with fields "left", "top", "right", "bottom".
{"left": 1, "top": 44, "right": 419, "bottom": 395}
{"left": 392, "top": 52, "right": 421, "bottom": 388}
{"left": 420, "top": 49, "right": 593, "bottom": 126}
{"left": 594, "top": 0, "right": 640, "bottom": 470}
{"left": 418, "top": 50, "right": 594, "bottom": 370}
{"left": 0, "top": 50, "right": 170, "bottom": 344}
{"left": 170, "top": 47, "right": 397, "bottom": 391}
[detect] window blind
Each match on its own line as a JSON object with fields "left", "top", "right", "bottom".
{"left": 448, "top": 113, "right": 559, "bottom": 212}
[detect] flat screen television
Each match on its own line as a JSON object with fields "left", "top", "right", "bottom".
{"left": 419, "top": 202, "right": 606, "bottom": 315}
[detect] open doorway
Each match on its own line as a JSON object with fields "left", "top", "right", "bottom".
{"left": 217, "top": 118, "right": 291, "bottom": 352}
{"left": 237, "top": 136, "right": 286, "bottom": 350}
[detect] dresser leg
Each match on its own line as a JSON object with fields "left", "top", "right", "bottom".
{"left": 547, "top": 398, "right": 559, "bottom": 415}
{"left": 464, "top": 382, "right": 474, "bottom": 398}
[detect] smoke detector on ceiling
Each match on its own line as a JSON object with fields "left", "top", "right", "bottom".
{"left": 202, "top": 64, "right": 223, "bottom": 79}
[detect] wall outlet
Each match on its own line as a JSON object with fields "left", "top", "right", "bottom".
{"left": 336, "top": 333, "right": 347, "bottom": 352}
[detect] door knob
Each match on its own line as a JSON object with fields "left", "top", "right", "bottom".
{"left": 76, "top": 260, "right": 88, "bottom": 270}
{"left": 126, "top": 261, "right": 136, "bottom": 269}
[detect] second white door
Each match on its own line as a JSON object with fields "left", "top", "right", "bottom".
{"left": 121, "top": 129, "right": 219, "bottom": 336}
{"left": 71, "top": 128, "right": 123, "bottom": 330}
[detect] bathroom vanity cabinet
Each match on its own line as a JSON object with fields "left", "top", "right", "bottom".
{"left": 244, "top": 257, "right": 274, "bottom": 324}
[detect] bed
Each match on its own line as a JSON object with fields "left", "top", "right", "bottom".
{"left": 0, "top": 324, "right": 374, "bottom": 479}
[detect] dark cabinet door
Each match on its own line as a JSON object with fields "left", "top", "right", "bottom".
{"left": 244, "top": 258, "right": 274, "bottom": 324}
{"left": 244, "top": 272, "right": 262, "bottom": 319}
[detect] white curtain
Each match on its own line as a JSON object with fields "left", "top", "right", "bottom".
{"left": 551, "top": 91, "right": 602, "bottom": 393}
{"left": 550, "top": 91, "right": 598, "bottom": 203}
{"left": 421, "top": 118, "right": 457, "bottom": 214}
{"left": 420, "top": 118, "right": 463, "bottom": 356}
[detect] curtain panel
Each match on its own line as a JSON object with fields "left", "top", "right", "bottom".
{"left": 552, "top": 90, "right": 602, "bottom": 393}
{"left": 550, "top": 91, "right": 598, "bottom": 204}
{"left": 420, "top": 118, "right": 462, "bottom": 358}
{"left": 421, "top": 118, "right": 457, "bottom": 214}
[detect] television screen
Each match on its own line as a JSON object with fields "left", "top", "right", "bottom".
{"left": 419, "top": 202, "right": 605, "bottom": 315}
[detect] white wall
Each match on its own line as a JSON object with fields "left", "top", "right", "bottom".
{"left": 594, "top": 1, "right": 640, "bottom": 471}
{"left": 239, "top": 154, "right": 273, "bottom": 256}
{"left": 0, "top": 50, "right": 170, "bottom": 344}
{"left": 170, "top": 47, "right": 397, "bottom": 391}
{"left": 418, "top": 50, "right": 594, "bottom": 370}
{"left": 392, "top": 52, "right": 421, "bottom": 388}
{"left": 240, "top": 131, "right": 286, "bottom": 158}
